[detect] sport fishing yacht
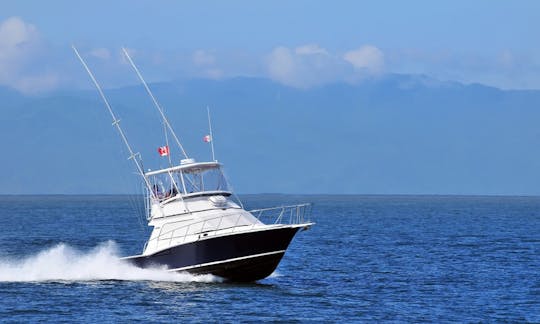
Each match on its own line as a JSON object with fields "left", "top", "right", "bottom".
{"left": 73, "top": 47, "right": 313, "bottom": 282}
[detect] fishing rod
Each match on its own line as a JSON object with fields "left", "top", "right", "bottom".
{"left": 72, "top": 45, "right": 157, "bottom": 200}
{"left": 121, "top": 47, "right": 189, "bottom": 160}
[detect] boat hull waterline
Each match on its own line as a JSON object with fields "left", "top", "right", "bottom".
{"left": 124, "top": 225, "right": 305, "bottom": 282}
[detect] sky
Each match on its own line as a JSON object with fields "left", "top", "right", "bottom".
{"left": 0, "top": 1, "right": 539, "bottom": 94}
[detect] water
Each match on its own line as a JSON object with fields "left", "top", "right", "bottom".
{"left": 0, "top": 195, "right": 539, "bottom": 322}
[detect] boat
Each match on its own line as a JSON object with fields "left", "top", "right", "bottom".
{"left": 73, "top": 47, "right": 314, "bottom": 282}
{"left": 124, "top": 160, "right": 313, "bottom": 282}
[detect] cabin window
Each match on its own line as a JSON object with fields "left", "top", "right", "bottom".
{"left": 150, "top": 175, "right": 180, "bottom": 199}
{"left": 182, "top": 167, "right": 228, "bottom": 193}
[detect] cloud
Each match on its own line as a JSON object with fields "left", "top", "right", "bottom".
{"left": 266, "top": 44, "right": 343, "bottom": 88}
{"left": 496, "top": 50, "right": 515, "bottom": 70}
{"left": 266, "top": 47, "right": 296, "bottom": 85}
{"left": 0, "top": 16, "right": 38, "bottom": 51}
{"left": 12, "top": 74, "right": 59, "bottom": 94}
{"left": 0, "top": 17, "right": 39, "bottom": 80}
{"left": 385, "top": 48, "right": 540, "bottom": 89}
{"left": 0, "top": 16, "right": 59, "bottom": 94}
{"left": 295, "top": 44, "right": 328, "bottom": 56}
{"left": 192, "top": 50, "right": 216, "bottom": 66}
{"left": 203, "top": 68, "right": 223, "bottom": 79}
{"left": 343, "top": 45, "right": 384, "bottom": 73}
{"left": 190, "top": 50, "right": 224, "bottom": 79}
{"left": 265, "top": 44, "right": 383, "bottom": 88}
{"left": 89, "top": 48, "right": 111, "bottom": 60}
{"left": 78, "top": 45, "right": 540, "bottom": 90}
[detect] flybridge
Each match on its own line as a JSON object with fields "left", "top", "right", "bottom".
{"left": 145, "top": 161, "right": 220, "bottom": 177}
{"left": 145, "top": 160, "right": 231, "bottom": 200}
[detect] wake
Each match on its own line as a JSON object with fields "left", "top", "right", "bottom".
{"left": 0, "top": 241, "right": 221, "bottom": 283}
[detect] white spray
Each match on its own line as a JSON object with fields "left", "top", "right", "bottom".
{"left": 0, "top": 241, "right": 222, "bottom": 283}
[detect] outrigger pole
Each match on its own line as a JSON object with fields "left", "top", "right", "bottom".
{"left": 72, "top": 46, "right": 157, "bottom": 200}
{"left": 121, "top": 47, "right": 189, "bottom": 160}
{"left": 207, "top": 106, "right": 216, "bottom": 161}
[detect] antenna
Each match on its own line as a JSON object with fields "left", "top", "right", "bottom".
{"left": 121, "top": 47, "right": 189, "bottom": 160}
{"left": 207, "top": 106, "right": 216, "bottom": 161}
{"left": 72, "top": 45, "right": 156, "bottom": 199}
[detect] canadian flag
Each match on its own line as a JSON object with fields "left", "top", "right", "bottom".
{"left": 157, "top": 145, "right": 169, "bottom": 157}
{"left": 203, "top": 135, "right": 212, "bottom": 143}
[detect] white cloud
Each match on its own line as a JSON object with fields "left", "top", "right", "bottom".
{"left": 81, "top": 45, "right": 540, "bottom": 90}
{"left": 89, "top": 47, "right": 111, "bottom": 60}
{"left": 385, "top": 48, "right": 540, "bottom": 89}
{"left": 190, "top": 50, "right": 226, "bottom": 79}
{"left": 0, "top": 16, "right": 59, "bottom": 94}
{"left": 13, "top": 74, "right": 59, "bottom": 94}
{"left": 0, "top": 17, "right": 39, "bottom": 79}
{"left": 0, "top": 16, "right": 38, "bottom": 54}
{"left": 266, "top": 44, "right": 383, "bottom": 88}
{"left": 266, "top": 46, "right": 296, "bottom": 84}
{"left": 343, "top": 45, "right": 384, "bottom": 73}
{"left": 295, "top": 44, "right": 328, "bottom": 56}
{"left": 192, "top": 50, "right": 216, "bottom": 66}
{"left": 496, "top": 50, "right": 514, "bottom": 70}
{"left": 266, "top": 45, "right": 347, "bottom": 88}
{"left": 203, "top": 68, "right": 223, "bottom": 79}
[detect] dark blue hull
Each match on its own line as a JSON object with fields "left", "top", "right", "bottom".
{"left": 126, "top": 226, "right": 301, "bottom": 282}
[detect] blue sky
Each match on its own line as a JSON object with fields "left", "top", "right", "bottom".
{"left": 0, "top": 1, "right": 539, "bottom": 93}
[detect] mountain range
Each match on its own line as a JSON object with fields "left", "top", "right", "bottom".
{"left": 1, "top": 74, "right": 540, "bottom": 195}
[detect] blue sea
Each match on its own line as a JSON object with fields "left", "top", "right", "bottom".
{"left": 1, "top": 195, "right": 539, "bottom": 322}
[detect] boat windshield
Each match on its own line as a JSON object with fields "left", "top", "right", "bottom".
{"left": 147, "top": 164, "right": 230, "bottom": 200}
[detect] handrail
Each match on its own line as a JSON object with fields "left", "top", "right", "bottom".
{"left": 249, "top": 203, "right": 312, "bottom": 225}
{"left": 248, "top": 203, "right": 311, "bottom": 214}
{"left": 144, "top": 203, "right": 312, "bottom": 252}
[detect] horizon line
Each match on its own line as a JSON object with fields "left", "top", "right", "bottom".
{"left": 2, "top": 193, "right": 540, "bottom": 198}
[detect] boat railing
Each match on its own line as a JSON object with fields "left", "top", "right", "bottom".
{"left": 249, "top": 203, "right": 312, "bottom": 225}
{"left": 144, "top": 203, "right": 312, "bottom": 252}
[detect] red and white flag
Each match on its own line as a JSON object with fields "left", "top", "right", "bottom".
{"left": 157, "top": 145, "right": 169, "bottom": 157}
{"left": 203, "top": 135, "right": 212, "bottom": 143}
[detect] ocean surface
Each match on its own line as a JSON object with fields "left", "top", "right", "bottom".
{"left": 0, "top": 195, "right": 539, "bottom": 322}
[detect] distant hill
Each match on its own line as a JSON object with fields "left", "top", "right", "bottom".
{"left": 1, "top": 74, "right": 540, "bottom": 195}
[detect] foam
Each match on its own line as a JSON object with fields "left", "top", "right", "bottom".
{"left": 0, "top": 241, "right": 222, "bottom": 283}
